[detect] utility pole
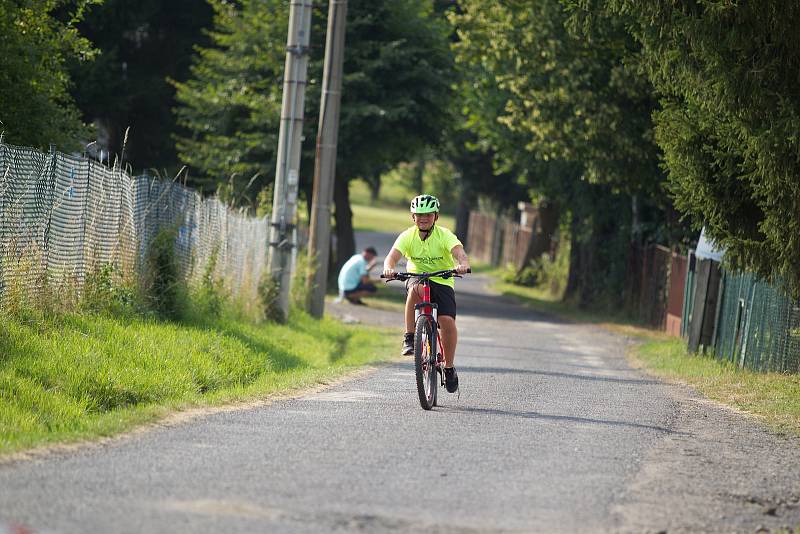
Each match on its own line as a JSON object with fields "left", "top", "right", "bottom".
{"left": 306, "top": 0, "right": 347, "bottom": 318}
{"left": 268, "top": 0, "right": 313, "bottom": 322}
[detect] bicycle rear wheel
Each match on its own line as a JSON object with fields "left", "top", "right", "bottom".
{"left": 414, "top": 315, "right": 437, "bottom": 410}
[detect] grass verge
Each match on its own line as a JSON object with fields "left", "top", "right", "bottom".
{"left": 632, "top": 338, "right": 800, "bottom": 436}
{"left": 0, "top": 310, "right": 395, "bottom": 456}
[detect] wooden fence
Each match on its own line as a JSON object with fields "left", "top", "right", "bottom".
{"left": 468, "top": 208, "right": 691, "bottom": 337}
{"left": 466, "top": 212, "right": 532, "bottom": 270}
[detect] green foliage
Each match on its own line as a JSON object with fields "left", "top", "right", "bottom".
{"left": 0, "top": 0, "right": 97, "bottom": 149}
{"left": 69, "top": 0, "right": 213, "bottom": 171}
{"left": 142, "top": 227, "right": 186, "bottom": 319}
{"left": 193, "top": 244, "right": 226, "bottom": 319}
{"left": 334, "top": 1, "right": 454, "bottom": 181}
{"left": 257, "top": 272, "right": 282, "bottom": 323}
{"left": 449, "top": 0, "right": 694, "bottom": 309}
{"left": 174, "top": 0, "right": 454, "bottom": 207}
{"left": 587, "top": 0, "right": 800, "bottom": 296}
{"left": 290, "top": 249, "right": 313, "bottom": 312}
{"left": 81, "top": 264, "right": 137, "bottom": 316}
{"left": 172, "top": 0, "right": 285, "bottom": 200}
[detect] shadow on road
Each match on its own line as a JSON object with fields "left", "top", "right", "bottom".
{"left": 458, "top": 292, "right": 565, "bottom": 323}
{"left": 460, "top": 365, "right": 662, "bottom": 386}
{"left": 438, "top": 405, "right": 681, "bottom": 435}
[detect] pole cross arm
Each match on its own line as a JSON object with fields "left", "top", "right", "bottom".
{"left": 286, "top": 45, "right": 311, "bottom": 56}
{"left": 269, "top": 239, "right": 295, "bottom": 251}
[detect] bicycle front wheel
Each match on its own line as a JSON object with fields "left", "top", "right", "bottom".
{"left": 414, "top": 314, "right": 437, "bottom": 410}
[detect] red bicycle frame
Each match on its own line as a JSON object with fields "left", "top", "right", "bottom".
{"left": 416, "top": 280, "right": 445, "bottom": 367}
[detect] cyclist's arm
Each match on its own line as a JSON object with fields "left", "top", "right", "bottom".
{"left": 383, "top": 248, "right": 403, "bottom": 277}
{"left": 451, "top": 245, "right": 470, "bottom": 274}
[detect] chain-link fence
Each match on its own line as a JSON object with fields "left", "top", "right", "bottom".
{"left": 712, "top": 271, "right": 800, "bottom": 373}
{"left": 0, "top": 141, "right": 269, "bottom": 310}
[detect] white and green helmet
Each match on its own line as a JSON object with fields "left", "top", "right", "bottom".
{"left": 410, "top": 194, "right": 440, "bottom": 214}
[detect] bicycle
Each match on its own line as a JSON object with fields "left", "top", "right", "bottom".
{"left": 382, "top": 268, "right": 469, "bottom": 410}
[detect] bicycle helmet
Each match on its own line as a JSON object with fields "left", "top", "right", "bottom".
{"left": 410, "top": 194, "right": 440, "bottom": 214}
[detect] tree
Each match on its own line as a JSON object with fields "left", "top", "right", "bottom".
{"left": 71, "top": 0, "right": 213, "bottom": 172}
{"left": 585, "top": 0, "right": 800, "bottom": 296}
{"left": 0, "top": 0, "right": 96, "bottom": 149}
{"left": 330, "top": 0, "right": 454, "bottom": 264}
{"left": 451, "top": 0, "right": 688, "bottom": 307}
{"left": 173, "top": 0, "right": 285, "bottom": 201}
{"left": 174, "top": 0, "right": 455, "bottom": 264}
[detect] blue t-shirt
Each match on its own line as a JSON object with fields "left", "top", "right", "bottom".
{"left": 338, "top": 254, "right": 368, "bottom": 292}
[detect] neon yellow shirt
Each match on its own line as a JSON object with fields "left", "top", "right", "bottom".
{"left": 392, "top": 225, "right": 463, "bottom": 288}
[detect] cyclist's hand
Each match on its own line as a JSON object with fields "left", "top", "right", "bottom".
{"left": 455, "top": 263, "right": 470, "bottom": 275}
{"left": 382, "top": 267, "right": 396, "bottom": 279}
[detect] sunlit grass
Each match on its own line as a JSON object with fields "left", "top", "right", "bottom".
{"left": 633, "top": 339, "right": 800, "bottom": 436}
{"left": 349, "top": 178, "right": 412, "bottom": 208}
{"left": 0, "top": 309, "right": 395, "bottom": 455}
{"left": 351, "top": 203, "right": 455, "bottom": 234}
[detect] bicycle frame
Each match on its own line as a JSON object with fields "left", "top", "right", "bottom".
{"left": 413, "top": 279, "right": 446, "bottom": 372}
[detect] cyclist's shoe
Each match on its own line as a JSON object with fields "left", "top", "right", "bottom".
{"left": 444, "top": 366, "right": 459, "bottom": 393}
{"left": 401, "top": 333, "right": 414, "bottom": 355}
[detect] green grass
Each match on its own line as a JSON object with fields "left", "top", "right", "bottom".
{"left": 351, "top": 203, "right": 455, "bottom": 234}
{"left": 349, "top": 175, "right": 457, "bottom": 234}
{"left": 349, "top": 178, "right": 412, "bottom": 208}
{"left": 0, "top": 309, "right": 395, "bottom": 455}
{"left": 634, "top": 338, "right": 800, "bottom": 436}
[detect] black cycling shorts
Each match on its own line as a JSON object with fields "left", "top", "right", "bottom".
{"left": 406, "top": 279, "right": 457, "bottom": 319}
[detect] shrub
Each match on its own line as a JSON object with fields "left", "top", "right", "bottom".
{"left": 258, "top": 272, "right": 283, "bottom": 323}
{"left": 81, "top": 263, "right": 137, "bottom": 316}
{"left": 194, "top": 243, "right": 226, "bottom": 318}
{"left": 142, "top": 227, "right": 186, "bottom": 319}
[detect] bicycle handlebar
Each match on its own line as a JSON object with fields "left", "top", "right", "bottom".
{"left": 380, "top": 268, "right": 471, "bottom": 281}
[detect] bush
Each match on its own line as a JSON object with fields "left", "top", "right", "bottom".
{"left": 142, "top": 227, "right": 186, "bottom": 319}
{"left": 504, "top": 245, "right": 570, "bottom": 299}
{"left": 81, "top": 263, "right": 137, "bottom": 316}
{"left": 258, "top": 272, "right": 283, "bottom": 323}
{"left": 290, "top": 249, "right": 312, "bottom": 312}
{"left": 194, "top": 243, "right": 226, "bottom": 318}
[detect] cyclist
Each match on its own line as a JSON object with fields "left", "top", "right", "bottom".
{"left": 382, "top": 194, "right": 470, "bottom": 393}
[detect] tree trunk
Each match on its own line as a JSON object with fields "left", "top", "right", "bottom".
{"left": 454, "top": 179, "right": 475, "bottom": 247}
{"left": 624, "top": 193, "right": 643, "bottom": 313}
{"left": 565, "top": 213, "right": 594, "bottom": 308}
{"left": 516, "top": 200, "right": 559, "bottom": 275}
{"left": 334, "top": 175, "right": 355, "bottom": 271}
{"left": 412, "top": 156, "right": 425, "bottom": 192}
{"left": 367, "top": 173, "right": 381, "bottom": 202}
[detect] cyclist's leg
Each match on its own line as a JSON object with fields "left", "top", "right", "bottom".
{"left": 438, "top": 315, "right": 457, "bottom": 367}
{"left": 404, "top": 280, "right": 423, "bottom": 334}
{"left": 429, "top": 282, "right": 457, "bottom": 366}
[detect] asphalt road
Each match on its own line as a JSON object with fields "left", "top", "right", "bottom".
{"left": 1, "top": 256, "right": 799, "bottom": 532}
